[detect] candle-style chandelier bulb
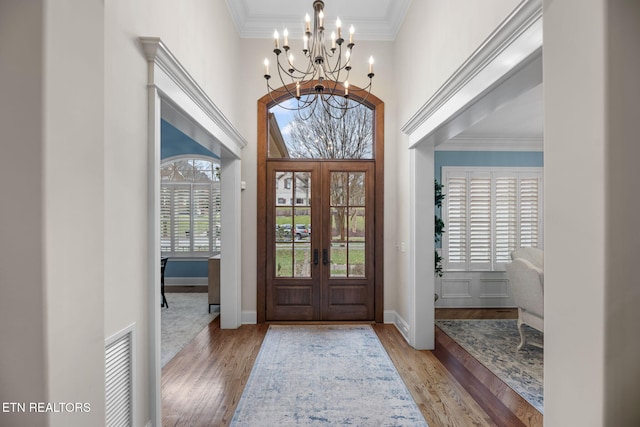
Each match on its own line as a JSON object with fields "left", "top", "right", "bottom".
{"left": 261, "top": 0, "right": 375, "bottom": 120}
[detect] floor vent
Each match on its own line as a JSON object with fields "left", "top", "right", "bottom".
{"left": 105, "top": 325, "right": 135, "bottom": 427}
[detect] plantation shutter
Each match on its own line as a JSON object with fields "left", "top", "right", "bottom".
{"left": 160, "top": 158, "right": 221, "bottom": 257}
{"left": 468, "top": 175, "right": 492, "bottom": 270}
{"left": 519, "top": 176, "right": 540, "bottom": 248}
{"left": 444, "top": 173, "right": 467, "bottom": 269}
{"left": 160, "top": 187, "right": 172, "bottom": 253}
{"left": 173, "top": 185, "right": 192, "bottom": 253}
{"left": 442, "top": 167, "right": 542, "bottom": 272}
{"left": 211, "top": 182, "right": 222, "bottom": 253}
{"left": 495, "top": 176, "right": 517, "bottom": 265}
{"left": 192, "top": 184, "right": 211, "bottom": 253}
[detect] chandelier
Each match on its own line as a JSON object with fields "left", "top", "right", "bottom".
{"left": 263, "top": 0, "right": 375, "bottom": 119}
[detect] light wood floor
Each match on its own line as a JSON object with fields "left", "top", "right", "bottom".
{"left": 162, "top": 309, "right": 542, "bottom": 427}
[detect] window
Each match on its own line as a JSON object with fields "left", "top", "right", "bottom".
{"left": 268, "top": 95, "right": 374, "bottom": 160}
{"left": 442, "top": 167, "right": 543, "bottom": 271}
{"left": 160, "top": 157, "right": 221, "bottom": 256}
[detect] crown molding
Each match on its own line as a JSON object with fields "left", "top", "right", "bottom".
{"left": 139, "top": 37, "right": 247, "bottom": 153}
{"left": 402, "top": 0, "right": 543, "bottom": 146}
{"left": 437, "top": 137, "right": 543, "bottom": 152}
{"left": 225, "top": 0, "right": 411, "bottom": 41}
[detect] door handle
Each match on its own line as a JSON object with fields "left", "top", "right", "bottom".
{"left": 313, "top": 249, "right": 319, "bottom": 265}
{"left": 322, "top": 249, "right": 329, "bottom": 265}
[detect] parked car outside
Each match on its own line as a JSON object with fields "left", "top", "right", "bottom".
{"left": 294, "top": 224, "right": 310, "bottom": 240}
{"left": 276, "top": 223, "right": 311, "bottom": 240}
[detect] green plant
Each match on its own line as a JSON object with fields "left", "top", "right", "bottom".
{"left": 434, "top": 179, "right": 445, "bottom": 277}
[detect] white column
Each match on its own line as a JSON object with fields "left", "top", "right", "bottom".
{"left": 409, "top": 142, "right": 435, "bottom": 349}
{"left": 147, "top": 85, "right": 162, "bottom": 427}
{"left": 544, "top": 0, "right": 606, "bottom": 424}
{"left": 220, "top": 155, "right": 242, "bottom": 329}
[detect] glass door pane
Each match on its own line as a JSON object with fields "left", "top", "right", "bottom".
{"left": 329, "top": 172, "right": 366, "bottom": 278}
{"left": 273, "top": 171, "right": 312, "bottom": 278}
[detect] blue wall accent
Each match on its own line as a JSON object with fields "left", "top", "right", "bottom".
{"left": 161, "top": 120, "right": 219, "bottom": 279}
{"left": 161, "top": 119, "right": 219, "bottom": 160}
{"left": 435, "top": 151, "right": 543, "bottom": 183}
{"left": 434, "top": 151, "right": 544, "bottom": 248}
{"left": 164, "top": 259, "right": 209, "bottom": 278}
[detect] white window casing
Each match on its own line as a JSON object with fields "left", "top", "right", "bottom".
{"left": 441, "top": 167, "right": 543, "bottom": 272}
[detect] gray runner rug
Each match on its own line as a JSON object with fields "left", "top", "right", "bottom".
{"left": 231, "top": 324, "right": 428, "bottom": 426}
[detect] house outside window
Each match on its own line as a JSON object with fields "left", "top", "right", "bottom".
{"left": 441, "top": 166, "right": 543, "bottom": 271}
{"left": 160, "top": 157, "right": 221, "bottom": 256}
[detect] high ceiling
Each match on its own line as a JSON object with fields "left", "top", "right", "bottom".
{"left": 225, "top": 0, "right": 412, "bottom": 41}
{"left": 226, "top": 0, "right": 544, "bottom": 150}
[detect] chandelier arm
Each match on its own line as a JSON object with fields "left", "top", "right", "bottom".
{"left": 281, "top": 52, "right": 315, "bottom": 78}
{"left": 321, "top": 102, "right": 348, "bottom": 120}
{"left": 322, "top": 47, "right": 348, "bottom": 82}
{"left": 270, "top": 68, "right": 298, "bottom": 100}
{"left": 262, "top": 0, "right": 375, "bottom": 121}
{"left": 296, "top": 95, "right": 320, "bottom": 121}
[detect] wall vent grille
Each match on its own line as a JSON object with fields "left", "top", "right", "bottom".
{"left": 105, "top": 325, "right": 134, "bottom": 427}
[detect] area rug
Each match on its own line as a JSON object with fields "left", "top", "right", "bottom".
{"left": 161, "top": 293, "right": 219, "bottom": 367}
{"left": 231, "top": 325, "right": 428, "bottom": 426}
{"left": 436, "top": 319, "right": 543, "bottom": 413}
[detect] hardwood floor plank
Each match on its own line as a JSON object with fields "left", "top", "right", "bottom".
{"left": 433, "top": 324, "right": 543, "bottom": 427}
{"left": 372, "top": 324, "right": 496, "bottom": 427}
{"left": 161, "top": 310, "right": 541, "bottom": 427}
{"left": 162, "top": 319, "right": 268, "bottom": 426}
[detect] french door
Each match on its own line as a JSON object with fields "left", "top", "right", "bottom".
{"left": 266, "top": 161, "right": 375, "bottom": 321}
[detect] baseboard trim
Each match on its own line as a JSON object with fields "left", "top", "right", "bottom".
{"left": 242, "top": 310, "right": 257, "bottom": 324}
{"left": 384, "top": 310, "right": 410, "bottom": 344}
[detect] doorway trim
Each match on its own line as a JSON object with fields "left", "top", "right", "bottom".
{"left": 256, "top": 85, "right": 385, "bottom": 323}
{"left": 401, "top": 0, "right": 543, "bottom": 349}
{"left": 140, "top": 37, "right": 247, "bottom": 426}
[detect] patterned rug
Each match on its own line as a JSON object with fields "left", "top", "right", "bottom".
{"left": 231, "top": 325, "right": 428, "bottom": 426}
{"left": 161, "top": 293, "right": 219, "bottom": 367}
{"left": 435, "top": 319, "right": 543, "bottom": 413}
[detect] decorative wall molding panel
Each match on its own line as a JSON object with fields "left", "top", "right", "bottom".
{"left": 436, "top": 272, "right": 515, "bottom": 308}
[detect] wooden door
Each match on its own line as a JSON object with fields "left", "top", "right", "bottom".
{"left": 320, "top": 162, "right": 375, "bottom": 320}
{"left": 266, "top": 161, "right": 375, "bottom": 321}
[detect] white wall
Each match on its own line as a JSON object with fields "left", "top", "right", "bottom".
{"left": 0, "top": 2, "right": 48, "bottom": 426}
{"left": 544, "top": 0, "right": 606, "bottom": 424}
{"left": 604, "top": 2, "right": 640, "bottom": 424}
{"left": 393, "top": 0, "right": 520, "bottom": 335}
{"left": 44, "top": 1, "right": 106, "bottom": 426}
{"left": 104, "top": 1, "right": 242, "bottom": 425}
{"left": 545, "top": 0, "right": 640, "bottom": 425}
{"left": 1, "top": 1, "right": 105, "bottom": 426}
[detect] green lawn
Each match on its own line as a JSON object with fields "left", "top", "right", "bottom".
{"left": 275, "top": 244, "right": 365, "bottom": 278}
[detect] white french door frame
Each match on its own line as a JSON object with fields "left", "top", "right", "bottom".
{"left": 141, "top": 37, "right": 247, "bottom": 426}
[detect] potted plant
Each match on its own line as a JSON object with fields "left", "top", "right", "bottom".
{"left": 434, "top": 179, "right": 445, "bottom": 277}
